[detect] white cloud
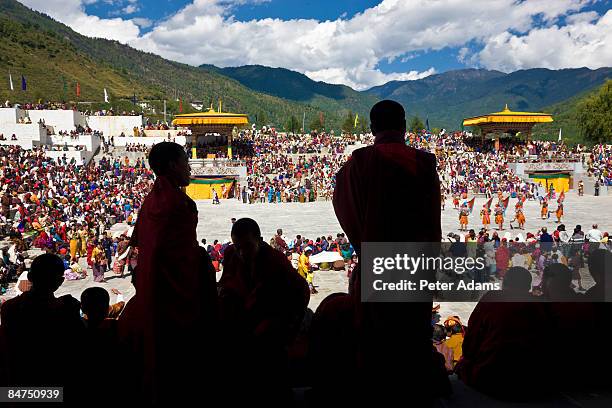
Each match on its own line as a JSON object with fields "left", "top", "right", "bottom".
{"left": 132, "top": 17, "right": 152, "bottom": 28}
{"left": 122, "top": 4, "right": 138, "bottom": 14}
{"left": 477, "top": 9, "right": 612, "bottom": 72}
{"left": 20, "top": 0, "right": 141, "bottom": 42}
{"left": 18, "top": 0, "right": 612, "bottom": 90}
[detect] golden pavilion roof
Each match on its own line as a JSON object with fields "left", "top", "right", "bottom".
{"left": 172, "top": 108, "right": 249, "bottom": 126}
{"left": 463, "top": 104, "right": 553, "bottom": 127}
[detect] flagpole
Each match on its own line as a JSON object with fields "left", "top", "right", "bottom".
{"left": 302, "top": 111, "right": 305, "bottom": 134}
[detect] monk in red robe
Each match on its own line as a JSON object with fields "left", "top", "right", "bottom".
{"left": 457, "top": 267, "right": 551, "bottom": 399}
{"left": 118, "top": 142, "right": 218, "bottom": 404}
{"left": 219, "top": 218, "right": 309, "bottom": 405}
{"left": 315, "top": 100, "right": 442, "bottom": 405}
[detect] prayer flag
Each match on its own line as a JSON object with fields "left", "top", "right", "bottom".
{"left": 9, "top": 72, "right": 14, "bottom": 91}
{"left": 558, "top": 128, "right": 562, "bottom": 142}
{"left": 21, "top": 75, "right": 26, "bottom": 91}
{"left": 76, "top": 82, "right": 81, "bottom": 97}
{"left": 104, "top": 88, "right": 109, "bottom": 103}
{"left": 179, "top": 98, "right": 183, "bottom": 113}
{"left": 426, "top": 117, "right": 430, "bottom": 132}
{"left": 354, "top": 113, "right": 359, "bottom": 128}
{"left": 466, "top": 197, "right": 475, "bottom": 214}
{"left": 501, "top": 196, "right": 510, "bottom": 215}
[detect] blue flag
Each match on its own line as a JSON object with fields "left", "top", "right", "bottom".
{"left": 21, "top": 75, "right": 26, "bottom": 91}
{"left": 425, "top": 117, "right": 430, "bottom": 132}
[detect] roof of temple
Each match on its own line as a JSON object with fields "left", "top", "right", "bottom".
{"left": 463, "top": 104, "right": 553, "bottom": 126}
{"left": 172, "top": 108, "right": 249, "bottom": 126}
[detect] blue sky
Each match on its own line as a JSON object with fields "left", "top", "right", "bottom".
{"left": 21, "top": 0, "right": 612, "bottom": 89}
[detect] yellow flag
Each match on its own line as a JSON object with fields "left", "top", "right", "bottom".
{"left": 354, "top": 113, "right": 359, "bottom": 128}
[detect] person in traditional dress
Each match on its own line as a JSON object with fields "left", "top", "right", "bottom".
{"left": 494, "top": 204, "right": 504, "bottom": 230}
{"left": 91, "top": 242, "right": 105, "bottom": 283}
{"left": 457, "top": 267, "right": 551, "bottom": 399}
{"left": 578, "top": 180, "right": 584, "bottom": 196}
{"left": 541, "top": 199, "right": 549, "bottom": 219}
{"left": 212, "top": 188, "right": 220, "bottom": 205}
{"left": 459, "top": 202, "right": 469, "bottom": 231}
{"left": 118, "top": 142, "right": 218, "bottom": 404}
{"left": 320, "top": 100, "right": 442, "bottom": 405}
{"left": 68, "top": 226, "right": 79, "bottom": 260}
{"left": 515, "top": 206, "right": 526, "bottom": 229}
{"left": 480, "top": 205, "right": 491, "bottom": 230}
{"left": 78, "top": 226, "right": 88, "bottom": 257}
{"left": 555, "top": 200, "right": 564, "bottom": 223}
{"left": 219, "top": 218, "right": 309, "bottom": 405}
{"left": 452, "top": 193, "right": 460, "bottom": 209}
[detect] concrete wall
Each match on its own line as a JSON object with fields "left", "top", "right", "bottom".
{"left": 142, "top": 129, "right": 188, "bottom": 138}
{"left": 0, "top": 123, "right": 47, "bottom": 149}
{"left": 511, "top": 161, "right": 584, "bottom": 176}
{"left": 87, "top": 115, "right": 143, "bottom": 137}
{"left": 49, "top": 134, "right": 101, "bottom": 152}
{"left": 44, "top": 150, "right": 94, "bottom": 165}
{"left": 113, "top": 136, "right": 187, "bottom": 146}
{"left": 27, "top": 110, "right": 87, "bottom": 133}
{"left": 0, "top": 108, "right": 26, "bottom": 125}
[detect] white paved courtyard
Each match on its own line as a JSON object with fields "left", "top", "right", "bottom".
{"left": 19, "top": 190, "right": 612, "bottom": 323}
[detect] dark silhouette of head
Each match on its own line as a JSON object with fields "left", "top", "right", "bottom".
{"left": 81, "top": 287, "right": 110, "bottom": 326}
{"left": 503, "top": 267, "right": 532, "bottom": 293}
{"left": 231, "top": 218, "right": 262, "bottom": 261}
{"left": 370, "top": 100, "right": 406, "bottom": 135}
{"left": 589, "top": 249, "right": 611, "bottom": 285}
{"left": 543, "top": 263, "right": 573, "bottom": 299}
{"left": 28, "top": 253, "right": 65, "bottom": 293}
{"left": 148, "top": 142, "right": 191, "bottom": 186}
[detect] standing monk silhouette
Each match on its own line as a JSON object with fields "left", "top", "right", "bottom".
{"left": 326, "top": 100, "right": 442, "bottom": 405}
{"left": 118, "top": 142, "right": 218, "bottom": 404}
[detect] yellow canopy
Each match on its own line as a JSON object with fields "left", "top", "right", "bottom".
{"left": 172, "top": 108, "right": 249, "bottom": 126}
{"left": 463, "top": 104, "right": 553, "bottom": 126}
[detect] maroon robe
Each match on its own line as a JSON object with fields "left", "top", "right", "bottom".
{"left": 118, "top": 176, "right": 218, "bottom": 403}
{"left": 218, "top": 243, "right": 309, "bottom": 404}
{"left": 457, "top": 291, "right": 551, "bottom": 399}
{"left": 328, "top": 133, "right": 442, "bottom": 404}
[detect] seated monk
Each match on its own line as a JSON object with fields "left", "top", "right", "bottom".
{"left": 0, "top": 254, "right": 83, "bottom": 398}
{"left": 118, "top": 142, "right": 218, "bottom": 404}
{"left": 584, "top": 249, "right": 612, "bottom": 388}
{"left": 457, "top": 267, "right": 551, "bottom": 400}
{"left": 543, "top": 263, "right": 597, "bottom": 391}
{"left": 219, "top": 218, "right": 309, "bottom": 405}
{"left": 314, "top": 100, "right": 442, "bottom": 405}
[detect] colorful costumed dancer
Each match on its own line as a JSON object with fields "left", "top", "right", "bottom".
{"left": 480, "top": 206, "right": 491, "bottom": 231}
{"left": 540, "top": 199, "right": 549, "bottom": 219}
{"left": 555, "top": 191, "right": 565, "bottom": 223}
{"left": 459, "top": 203, "right": 469, "bottom": 231}
{"left": 494, "top": 204, "right": 504, "bottom": 231}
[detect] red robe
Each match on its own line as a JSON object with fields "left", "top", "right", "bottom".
{"left": 457, "top": 291, "right": 550, "bottom": 399}
{"left": 329, "top": 133, "right": 442, "bottom": 404}
{"left": 118, "top": 176, "right": 218, "bottom": 403}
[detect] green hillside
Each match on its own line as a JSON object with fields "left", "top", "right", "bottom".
{"left": 201, "top": 64, "right": 378, "bottom": 116}
{"left": 0, "top": 0, "right": 360, "bottom": 130}
{"left": 368, "top": 67, "right": 612, "bottom": 131}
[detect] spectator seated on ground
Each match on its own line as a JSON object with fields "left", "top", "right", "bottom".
{"left": 0, "top": 253, "right": 83, "bottom": 391}
{"left": 457, "top": 266, "right": 551, "bottom": 400}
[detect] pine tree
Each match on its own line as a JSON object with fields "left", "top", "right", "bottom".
{"left": 409, "top": 116, "right": 425, "bottom": 132}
